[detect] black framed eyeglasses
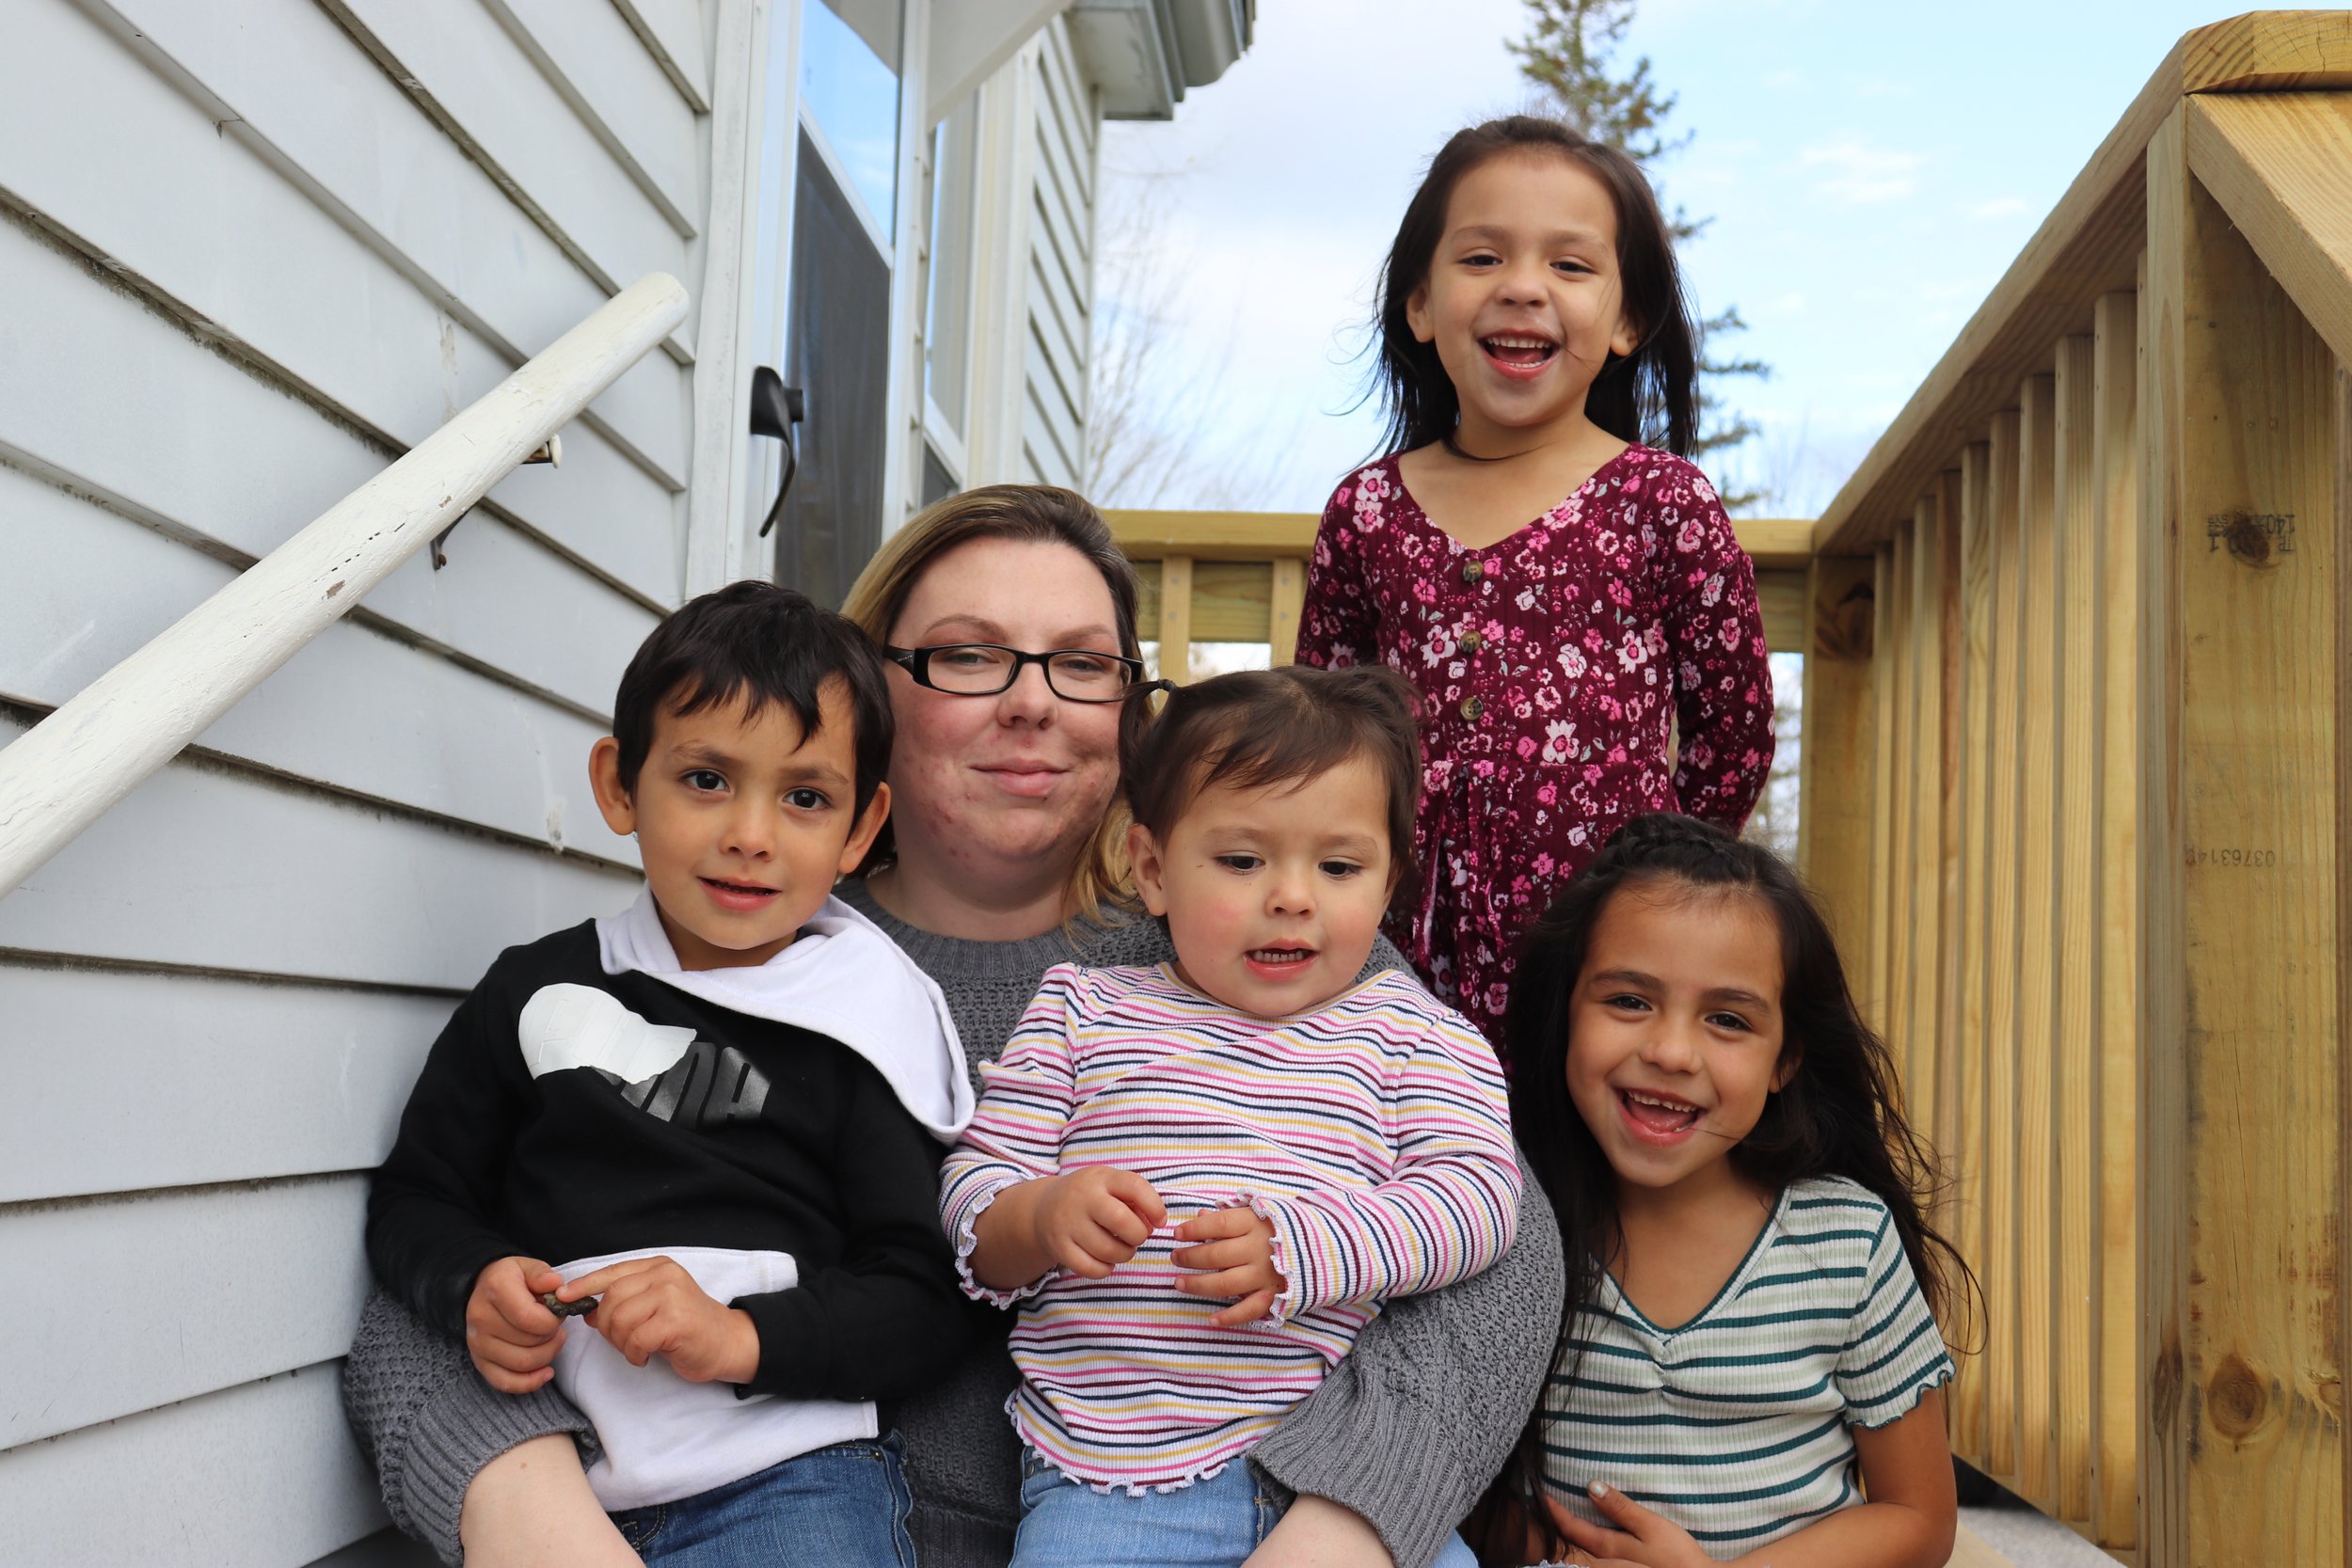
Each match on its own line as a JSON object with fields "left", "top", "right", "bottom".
{"left": 883, "top": 643, "right": 1161, "bottom": 703}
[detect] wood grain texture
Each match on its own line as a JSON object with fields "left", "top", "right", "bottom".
{"left": 1105, "top": 513, "right": 1818, "bottom": 569}
{"left": 2051, "top": 333, "right": 2102, "bottom": 1528}
{"left": 1270, "top": 558, "right": 1307, "bottom": 666}
{"left": 1953, "top": 440, "right": 1996, "bottom": 1462}
{"left": 1868, "top": 544, "right": 1899, "bottom": 1034}
{"left": 1981, "top": 406, "right": 2027, "bottom": 1485}
{"left": 1908, "top": 488, "right": 1949, "bottom": 1148}
{"left": 1, "top": 1176, "right": 371, "bottom": 1447}
{"left": 2185, "top": 93, "right": 2352, "bottom": 373}
{"left": 1931, "top": 466, "right": 1967, "bottom": 1294}
{"left": 1156, "top": 555, "right": 1196, "bottom": 685}
{"left": 0, "top": 1363, "right": 385, "bottom": 1564}
{"left": 2143, "top": 112, "right": 2346, "bottom": 1561}
{"left": 2090, "top": 290, "right": 2142, "bottom": 1552}
{"left": 1885, "top": 524, "right": 1918, "bottom": 1062}
{"left": 1136, "top": 559, "right": 1272, "bottom": 644}
{"left": 2174, "top": 166, "right": 2345, "bottom": 1560}
{"left": 2012, "top": 372, "right": 2063, "bottom": 1512}
{"left": 1816, "top": 13, "right": 2352, "bottom": 555}
{"left": 2138, "top": 127, "right": 2189, "bottom": 1565}
{"left": 0, "top": 962, "right": 444, "bottom": 1203}
{"left": 1798, "top": 556, "right": 1878, "bottom": 972}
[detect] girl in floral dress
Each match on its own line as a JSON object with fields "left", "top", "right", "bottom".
{"left": 1296, "top": 116, "right": 1775, "bottom": 1043}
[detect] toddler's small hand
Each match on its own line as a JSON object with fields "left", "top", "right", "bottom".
{"left": 466, "top": 1255, "right": 567, "bottom": 1393}
{"left": 561, "top": 1256, "right": 759, "bottom": 1385}
{"left": 1032, "top": 1166, "right": 1166, "bottom": 1278}
{"left": 1172, "top": 1206, "right": 1285, "bottom": 1326}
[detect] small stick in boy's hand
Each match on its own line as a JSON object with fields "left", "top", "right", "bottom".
{"left": 541, "top": 1291, "right": 598, "bottom": 1319}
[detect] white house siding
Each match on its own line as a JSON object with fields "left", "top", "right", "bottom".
{"left": 1019, "top": 17, "right": 1099, "bottom": 490}
{"left": 0, "top": 0, "right": 710, "bottom": 1559}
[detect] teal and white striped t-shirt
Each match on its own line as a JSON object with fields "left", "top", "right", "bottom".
{"left": 1539, "top": 1176, "right": 1954, "bottom": 1556}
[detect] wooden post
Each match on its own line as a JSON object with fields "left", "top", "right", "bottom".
{"left": 1268, "top": 558, "right": 1305, "bottom": 666}
{"left": 1798, "top": 556, "right": 1878, "bottom": 972}
{"left": 2052, "top": 333, "right": 2101, "bottom": 1528}
{"left": 2140, "top": 108, "right": 2345, "bottom": 1566}
{"left": 1954, "top": 440, "right": 1995, "bottom": 1463}
{"left": 2090, "top": 288, "right": 2141, "bottom": 1554}
{"left": 1158, "top": 554, "right": 1195, "bottom": 686}
{"left": 1982, "top": 405, "right": 2026, "bottom": 1486}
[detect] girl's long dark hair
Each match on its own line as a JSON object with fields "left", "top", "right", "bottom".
{"left": 1369, "top": 116, "right": 1698, "bottom": 462}
{"left": 1467, "top": 813, "right": 1976, "bottom": 1566}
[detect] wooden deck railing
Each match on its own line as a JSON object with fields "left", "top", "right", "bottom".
{"left": 1105, "top": 509, "right": 1812, "bottom": 678}
{"left": 1799, "top": 13, "right": 2352, "bottom": 1562}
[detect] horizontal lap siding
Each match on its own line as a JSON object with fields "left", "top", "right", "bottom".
{"left": 1020, "top": 19, "right": 1096, "bottom": 489}
{"left": 0, "top": 0, "right": 710, "bottom": 1559}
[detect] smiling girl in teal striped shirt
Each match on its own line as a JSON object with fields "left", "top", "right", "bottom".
{"left": 1471, "top": 815, "right": 1970, "bottom": 1568}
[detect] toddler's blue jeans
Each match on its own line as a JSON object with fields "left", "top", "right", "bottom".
{"left": 1009, "top": 1447, "right": 1479, "bottom": 1568}
{"left": 609, "top": 1433, "right": 915, "bottom": 1567}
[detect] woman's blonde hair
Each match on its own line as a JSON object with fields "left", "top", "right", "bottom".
{"left": 839, "top": 484, "right": 1147, "bottom": 921}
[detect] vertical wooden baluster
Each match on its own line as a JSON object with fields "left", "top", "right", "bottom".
{"left": 2141, "top": 110, "right": 2345, "bottom": 1566}
{"left": 1931, "top": 466, "right": 1967, "bottom": 1334}
{"left": 2090, "top": 288, "right": 2142, "bottom": 1555}
{"left": 1269, "top": 558, "right": 1305, "bottom": 667}
{"left": 1159, "top": 554, "right": 1194, "bottom": 686}
{"left": 1908, "top": 495, "right": 1947, "bottom": 1137}
{"left": 1887, "top": 526, "right": 1918, "bottom": 1064}
{"left": 1799, "top": 556, "right": 1880, "bottom": 972}
{"left": 1869, "top": 544, "right": 1899, "bottom": 1035}
{"left": 1982, "top": 405, "right": 2026, "bottom": 1486}
{"left": 1955, "top": 440, "right": 1995, "bottom": 1465}
{"left": 2014, "top": 369, "right": 2062, "bottom": 1513}
{"left": 2053, "top": 334, "right": 2101, "bottom": 1528}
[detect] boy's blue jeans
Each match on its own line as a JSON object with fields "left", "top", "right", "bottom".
{"left": 1010, "top": 1448, "right": 1480, "bottom": 1568}
{"left": 609, "top": 1433, "right": 915, "bottom": 1567}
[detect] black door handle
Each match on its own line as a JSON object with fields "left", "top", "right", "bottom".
{"left": 749, "top": 366, "right": 805, "bottom": 538}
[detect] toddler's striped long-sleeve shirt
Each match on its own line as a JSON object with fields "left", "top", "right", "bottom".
{"left": 937, "top": 961, "right": 1521, "bottom": 1493}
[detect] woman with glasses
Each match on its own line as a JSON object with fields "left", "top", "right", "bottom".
{"left": 342, "top": 485, "right": 1564, "bottom": 1568}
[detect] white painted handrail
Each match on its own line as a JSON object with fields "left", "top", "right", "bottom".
{"left": 0, "top": 272, "right": 691, "bottom": 897}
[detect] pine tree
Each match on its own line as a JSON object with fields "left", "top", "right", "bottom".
{"left": 1510, "top": 0, "right": 1768, "bottom": 509}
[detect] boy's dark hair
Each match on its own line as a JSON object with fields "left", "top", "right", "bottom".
{"left": 612, "top": 580, "right": 893, "bottom": 816}
{"left": 1121, "top": 665, "right": 1423, "bottom": 896}
{"left": 1369, "top": 116, "right": 1699, "bottom": 462}
{"left": 1464, "top": 813, "right": 1978, "bottom": 1565}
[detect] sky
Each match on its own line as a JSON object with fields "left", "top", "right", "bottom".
{"left": 1094, "top": 0, "right": 2236, "bottom": 517}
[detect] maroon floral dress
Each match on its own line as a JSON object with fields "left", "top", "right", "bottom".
{"left": 1296, "top": 446, "right": 1775, "bottom": 1043}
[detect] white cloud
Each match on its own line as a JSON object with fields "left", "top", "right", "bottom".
{"left": 1799, "top": 136, "right": 1927, "bottom": 204}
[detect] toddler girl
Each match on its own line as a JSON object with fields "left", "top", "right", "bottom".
{"left": 1297, "top": 117, "right": 1776, "bottom": 1042}
{"left": 1477, "top": 813, "right": 1962, "bottom": 1568}
{"left": 939, "top": 665, "right": 1523, "bottom": 1568}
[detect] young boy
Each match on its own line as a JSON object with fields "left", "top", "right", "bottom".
{"left": 367, "top": 582, "right": 975, "bottom": 1563}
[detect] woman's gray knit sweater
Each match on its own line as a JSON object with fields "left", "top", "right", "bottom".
{"left": 340, "top": 884, "right": 1564, "bottom": 1568}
